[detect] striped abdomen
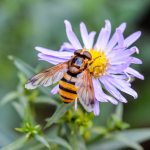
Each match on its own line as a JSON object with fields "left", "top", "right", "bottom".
{"left": 59, "top": 72, "right": 78, "bottom": 103}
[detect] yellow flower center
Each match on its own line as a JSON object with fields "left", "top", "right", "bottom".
{"left": 88, "top": 47, "right": 110, "bottom": 78}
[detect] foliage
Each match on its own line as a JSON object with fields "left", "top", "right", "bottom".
{"left": 0, "top": 57, "right": 149, "bottom": 150}
{"left": 0, "top": 0, "right": 150, "bottom": 149}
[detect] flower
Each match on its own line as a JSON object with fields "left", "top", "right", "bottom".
{"left": 35, "top": 20, "right": 144, "bottom": 116}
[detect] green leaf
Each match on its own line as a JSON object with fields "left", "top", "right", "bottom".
{"left": 8, "top": 55, "right": 36, "bottom": 78}
{"left": 115, "top": 102, "right": 123, "bottom": 121}
{"left": 45, "top": 103, "right": 74, "bottom": 128}
{"left": 47, "top": 136, "right": 72, "bottom": 150}
{"left": 0, "top": 136, "right": 30, "bottom": 150}
{"left": 68, "top": 131, "right": 87, "bottom": 150}
{"left": 91, "top": 126, "right": 107, "bottom": 135}
{"left": 12, "top": 102, "right": 24, "bottom": 120}
{"left": 24, "top": 105, "right": 32, "bottom": 126}
{"left": 0, "top": 91, "right": 19, "bottom": 107}
{"left": 0, "top": 123, "right": 18, "bottom": 147}
{"left": 114, "top": 134, "right": 143, "bottom": 150}
{"left": 33, "top": 134, "right": 50, "bottom": 149}
{"left": 88, "top": 129, "right": 150, "bottom": 150}
{"left": 8, "top": 55, "right": 53, "bottom": 96}
{"left": 122, "top": 128, "right": 150, "bottom": 143}
{"left": 34, "top": 96, "right": 60, "bottom": 106}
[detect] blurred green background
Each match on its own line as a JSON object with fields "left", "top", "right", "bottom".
{"left": 0, "top": 0, "right": 150, "bottom": 148}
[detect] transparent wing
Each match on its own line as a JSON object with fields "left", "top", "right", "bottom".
{"left": 75, "top": 68, "right": 95, "bottom": 112}
{"left": 25, "top": 62, "right": 68, "bottom": 89}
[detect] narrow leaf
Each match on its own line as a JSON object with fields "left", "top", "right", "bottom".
{"left": 88, "top": 129, "right": 150, "bottom": 150}
{"left": 8, "top": 55, "right": 36, "bottom": 78}
{"left": 45, "top": 103, "right": 74, "bottom": 128}
{"left": 34, "top": 96, "right": 60, "bottom": 106}
{"left": 0, "top": 91, "right": 19, "bottom": 107}
{"left": 0, "top": 136, "right": 30, "bottom": 150}
{"left": 47, "top": 136, "right": 72, "bottom": 150}
{"left": 115, "top": 134, "right": 143, "bottom": 150}
{"left": 34, "top": 134, "right": 50, "bottom": 149}
{"left": 68, "top": 131, "right": 87, "bottom": 150}
{"left": 122, "top": 128, "right": 150, "bottom": 143}
{"left": 12, "top": 102, "right": 24, "bottom": 120}
{"left": 8, "top": 55, "right": 53, "bottom": 96}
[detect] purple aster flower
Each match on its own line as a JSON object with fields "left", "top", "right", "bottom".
{"left": 36, "top": 20, "right": 144, "bottom": 116}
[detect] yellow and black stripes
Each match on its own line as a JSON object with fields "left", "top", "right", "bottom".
{"left": 59, "top": 72, "right": 78, "bottom": 103}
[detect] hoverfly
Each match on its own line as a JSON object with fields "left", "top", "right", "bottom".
{"left": 25, "top": 49, "right": 99, "bottom": 112}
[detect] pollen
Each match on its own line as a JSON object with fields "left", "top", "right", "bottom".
{"left": 88, "top": 47, "right": 110, "bottom": 78}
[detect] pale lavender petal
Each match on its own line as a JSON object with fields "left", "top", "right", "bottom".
{"left": 101, "top": 20, "right": 111, "bottom": 51}
{"left": 96, "top": 27, "right": 106, "bottom": 51}
{"left": 124, "top": 31, "right": 141, "bottom": 48}
{"left": 102, "top": 94, "right": 118, "bottom": 105}
{"left": 111, "top": 74, "right": 127, "bottom": 79}
{"left": 38, "top": 53, "right": 70, "bottom": 65}
{"left": 36, "top": 47, "right": 73, "bottom": 58}
{"left": 80, "top": 22, "right": 90, "bottom": 49}
{"left": 100, "top": 76, "right": 127, "bottom": 103}
{"left": 59, "top": 42, "right": 76, "bottom": 52}
{"left": 92, "top": 78, "right": 108, "bottom": 102}
{"left": 64, "top": 20, "right": 82, "bottom": 49}
{"left": 132, "top": 46, "right": 139, "bottom": 54}
{"left": 107, "top": 58, "right": 133, "bottom": 74}
{"left": 106, "top": 75, "right": 137, "bottom": 99}
{"left": 107, "top": 47, "right": 135, "bottom": 60}
{"left": 51, "top": 84, "right": 59, "bottom": 95}
{"left": 94, "top": 99, "right": 100, "bottom": 116}
{"left": 108, "top": 46, "right": 138, "bottom": 63}
{"left": 93, "top": 78, "right": 118, "bottom": 105}
{"left": 88, "top": 31, "right": 96, "bottom": 48}
{"left": 38, "top": 58, "right": 61, "bottom": 65}
{"left": 105, "top": 22, "right": 126, "bottom": 53}
{"left": 131, "top": 57, "right": 142, "bottom": 64}
{"left": 75, "top": 98, "right": 77, "bottom": 111}
{"left": 115, "top": 28, "right": 124, "bottom": 49}
{"left": 125, "top": 67, "right": 144, "bottom": 80}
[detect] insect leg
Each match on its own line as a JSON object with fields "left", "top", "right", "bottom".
{"left": 89, "top": 56, "right": 101, "bottom": 66}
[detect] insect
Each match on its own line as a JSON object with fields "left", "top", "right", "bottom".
{"left": 25, "top": 49, "right": 99, "bottom": 112}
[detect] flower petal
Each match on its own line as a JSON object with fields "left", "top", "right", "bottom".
{"left": 75, "top": 98, "right": 77, "bottom": 111}
{"left": 80, "top": 22, "right": 90, "bottom": 49}
{"left": 92, "top": 78, "right": 108, "bottom": 102}
{"left": 96, "top": 20, "right": 111, "bottom": 52}
{"left": 105, "top": 22, "right": 126, "bottom": 53}
{"left": 38, "top": 53, "right": 70, "bottom": 65}
{"left": 107, "top": 58, "right": 133, "bottom": 74}
{"left": 106, "top": 75, "right": 138, "bottom": 99}
{"left": 93, "top": 78, "right": 118, "bottom": 105}
{"left": 64, "top": 20, "right": 82, "bottom": 49}
{"left": 59, "top": 42, "right": 76, "bottom": 52}
{"left": 116, "top": 28, "right": 124, "bottom": 48}
{"left": 94, "top": 99, "right": 100, "bottom": 116}
{"left": 36, "top": 47, "right": 73, "bottom": 57}
{"left": 131, "top": 57, "right": 142, "bottom": 64}
{"left": 101, "top": 20, "right": 111, "bottom": 51}
{"left": 88, "top": 31, "right": 96, "bottom": 48}
{"left": 96, "top": 27, "right": 106, "bottom": 51}
{"left": 51, "top": 84, "right": 59, "bottom": 94}
{"left": 125, "top": 67, "right": 144, "bottom": 80}
{"left": 124, "top": 31, "right": 141, "bottom": 48}
{"left": 100, "top": 76, "right": 127, "bottom": 103}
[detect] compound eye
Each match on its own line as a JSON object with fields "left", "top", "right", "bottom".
{"left": 83, "top": 51, "right": 92, "bottom": 60}
{"left": 74, "top": 49, "right": 82, "bottom": 55}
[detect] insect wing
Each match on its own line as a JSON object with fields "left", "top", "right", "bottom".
{"left": 25, "top": 62, "right": 68, "bottom": 89}
{"left": 75, "top": 68, "right": 95, "bottom": 112}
